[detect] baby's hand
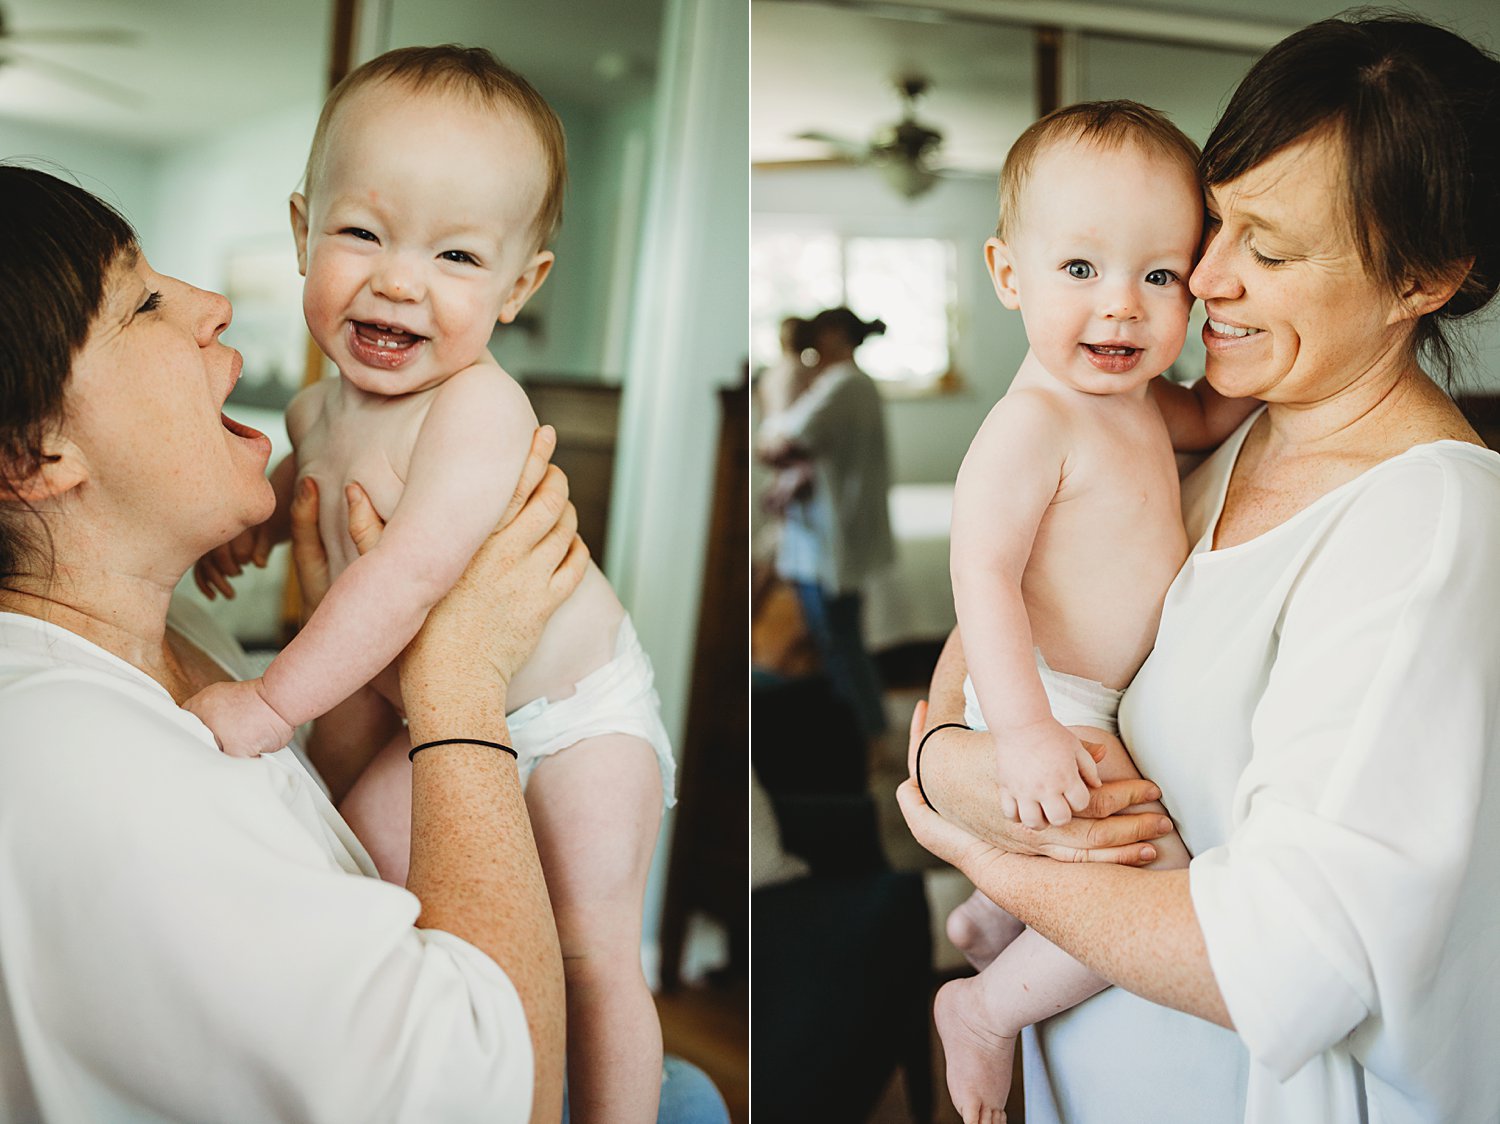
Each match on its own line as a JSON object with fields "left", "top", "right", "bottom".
{"left": 182, "top": 678, "right": 295, "bottom": 758}
{"left": 193, "top": 523, "right": 277, "bottom": 600}
{"left": 994, "top": 718, "right": 1102, "bottom": 829}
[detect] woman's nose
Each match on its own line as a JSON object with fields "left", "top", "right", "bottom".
{"left": 1190, "top": 227, "right": 1237, "bottom": 302}
{"left": 193, "top": 285, "right": 233, "bottom": 346}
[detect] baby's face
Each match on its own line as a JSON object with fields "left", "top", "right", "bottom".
{"left": 292, "top": 83, "right": 552, "bottom": 395}
{"left": 987, "top": 138, "right": 1202, "bottom": 395}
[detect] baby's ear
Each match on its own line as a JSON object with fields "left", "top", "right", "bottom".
{"left": 288, "top": 194, "right": 311, "bottom": 277}
{"left": 498, "top": 250, "right": 555, "bottom": 324}
{"left": 985, "top": 237, "right": 1022, "bottom": 310}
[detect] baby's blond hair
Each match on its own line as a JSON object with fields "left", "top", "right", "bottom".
{"left": 303, "top": 45, "right": 567, "bottom": 249}
{"left": 997, "top": 100, "right": 1200, "bottom": 241}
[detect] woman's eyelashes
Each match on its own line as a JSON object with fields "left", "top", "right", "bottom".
{"left": 1248, "top": 244, "right": 1287, "bottom": 268}
{"left": 136, "top": 291, "right": 161, "bottom": 315}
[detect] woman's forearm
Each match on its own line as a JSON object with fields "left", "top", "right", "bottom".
{"left": 403, "top": 686, "right": 565, "bottom": 1124}
{"left": 967, "top": 849, "right": 1231, "bottom": 1027}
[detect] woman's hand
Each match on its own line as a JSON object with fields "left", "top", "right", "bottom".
{"left": 399, "top": 425, "right": 588, "bottom": 713}
{"left": 908, "top": 700, "right": 1169, "bottom": 865}
{"left": 288, "top": 475, "right": 386, "bottom": 617}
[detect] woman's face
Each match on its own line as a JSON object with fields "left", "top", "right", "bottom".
{"left": 62, "top": 252, "right": 275, "bottom": 561}
{"left": 1190, "top": 130, "right": 1416, "bottom": 404}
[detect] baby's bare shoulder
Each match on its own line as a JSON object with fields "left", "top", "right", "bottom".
{"left": 428, "top": 359, "right": 539, "bottom": 435}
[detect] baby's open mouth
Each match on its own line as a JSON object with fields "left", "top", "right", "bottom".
{"left": 353, "top": 321, "right": 427, "bottom": 350}
{"left": 347, "top": 321, "right": 428, "bottom": 369}
{"left": 1083, "top": 343, "right": 1140, "bottom": 356}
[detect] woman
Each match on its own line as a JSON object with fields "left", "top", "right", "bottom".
{"left": 903, "top": 15, "right": 1500, "bottom": 1123}
{"left": 758, "top": 306, "right": 895, "bottom": 739}
{"left": 0, "top": 166, "right": 586, "bottom": 1122}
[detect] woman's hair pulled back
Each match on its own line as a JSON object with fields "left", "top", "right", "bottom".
{"left": 0, "top": 165, "right": 137, "bottom": 584}
{"left": 811, "top": 306, "right": 886, "bottom": 348}
{"left": 1202, "top": 11, "right": 1500, "bottom": 381}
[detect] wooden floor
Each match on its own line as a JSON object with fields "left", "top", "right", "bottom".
{"left": 657, "top": 981, "right": 748, "bottom": 1123}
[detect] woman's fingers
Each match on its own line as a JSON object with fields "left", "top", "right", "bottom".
{"left": 1082, "top": 778, "right": 1165, "bottom": 819}
{"left": 344, "top": 483, "right": 386, "bottom": 556}
{"left": 549, "top": 531, "right": 591, "bottom": 598}
{"left": 289, "top": 477, "right": 331, "bottom": 609}
{"left": 500, "top": 425, "right": 558, "bottom": 528}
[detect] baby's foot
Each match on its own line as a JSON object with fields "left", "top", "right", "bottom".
{"left": 946, "top": 890, "right": 1024, "bottom": 971}
{"left": 934, "top": 975, "right": 1016, "bottom": 1124}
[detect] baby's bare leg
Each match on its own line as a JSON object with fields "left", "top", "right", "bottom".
{"left": 526, "top": 734, "right": 665, "bottom": 1124}
{"left": 947, "top": 891, "right": 1025, "bottom": 972}
{"left": 935, "top": 727, "right": 1187, "bottom": 1123}
{"left": 338, "top": 727, "right": 416, "bottom": 884}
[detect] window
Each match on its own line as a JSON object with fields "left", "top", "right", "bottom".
{"left": 751, "top": 229, "right": 958, "bottom": 391}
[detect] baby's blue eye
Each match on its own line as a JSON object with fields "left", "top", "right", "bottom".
{"left": 1065, "top": 261, "right": 1095, "bottom": 279}
{"left": 441, "top": 250, "right": 478, "bottom": 265}
{"left": 341, "top": 227, "right": 377, "bottom": 242}
{"left": 1145, "top": 269, "right": 1178, "bottom": 287}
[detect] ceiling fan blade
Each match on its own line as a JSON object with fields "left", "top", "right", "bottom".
{"left": 4, "top": 47, "right": 140, "bottom": 106}
{"left": 793, "top": 130, "right": 869, "bottom": 160}
{"left": 2, "top": 28, "right": 138, "bottom": 45}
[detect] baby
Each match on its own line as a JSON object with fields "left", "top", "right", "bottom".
{"left": 184, "top": 47, "right": 673, "bottom": 1124}
{"left": 938, "top": 101, "right": 1257, "bottom": 1121}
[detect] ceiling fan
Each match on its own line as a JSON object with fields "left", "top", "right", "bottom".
{"left": 795, "top": 75, "right": 947, "bottom": 199}
{"left": 0, "top": 3, "right": 139, "bottom": 105}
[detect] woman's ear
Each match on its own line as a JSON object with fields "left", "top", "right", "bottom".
{"left": 985, "top": 237, "right": 1023, "bottom": 310}
{"left": 498, "top": 251, "right": 555, "bottom": 325}
{"left": 289, "top": 193, "right": 311, "bottom": 278}
{"left": 3, "top": 438, "right": 87, "bottom": 505}
{"left": 1390, "top": 255, "right": 1475, "bottom": 325}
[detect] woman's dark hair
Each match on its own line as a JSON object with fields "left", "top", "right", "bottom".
{"left": 810, "top": 306, "right": 887, "bottom": 347}
{"left": 0, "top": 165, "right": 137, "bottom": 585}
{"left": 1202, "top": 12, "right": 1500, "bottom": 381}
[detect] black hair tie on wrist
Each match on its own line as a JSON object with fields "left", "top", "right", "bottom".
{"left": 915, "top": 722, "right": 971, "bottom": 818}
{"left": 408, "top": 738, "right": 518, "bottom": 762}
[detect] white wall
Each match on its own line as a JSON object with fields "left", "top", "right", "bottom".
{"left": 753, "top": 165, "right": 1024, "bottom": 484}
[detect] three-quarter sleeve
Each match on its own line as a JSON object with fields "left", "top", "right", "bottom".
{"left": 759, "top": 365, "right": 855, "bottom": 455}
{"left": 1188, "top": 455, "right": 1500, "bottom": 1080}
{"left": 0, "top": 681, "right": 533, "bottom": 1123}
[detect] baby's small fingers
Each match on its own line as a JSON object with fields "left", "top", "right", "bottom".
{"left": 1075, "top": 743, "right": 1102, "bottom": 789}
{"left": 1019, "top": 800, "right": 1048, "bottom": 831}
{"left": 1064, "top": 776, "right": 1094, "bottom": 814}
{"left": 999, "top": 791, "right": 1018, "bottom": 822}
{"left": 1040, "top": 794, "right": 1074, "bottom": 828}
{"left": 193, "top": 563, "right": 217, "bottom": 600}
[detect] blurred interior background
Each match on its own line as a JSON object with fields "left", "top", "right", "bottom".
{"left": 749, "top": 1, "right": 1500, "bottom": 1121}
{"left": 0, "top": 0, "right": 746, "bottom": 1116}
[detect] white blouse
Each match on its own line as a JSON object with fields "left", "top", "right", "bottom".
{"left": 0, "top": 598, "right": 533, "bottom": 1122}
{"left": 1025, "top": 413, "right": 1500, "bottom": 1123}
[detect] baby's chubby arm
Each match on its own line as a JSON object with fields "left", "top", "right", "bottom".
{"left": 187, "top": 366, "right": 535, "bottom": 756}
{"left": 951, "top": 391, "right": 1101, "bottom": 829}
{"left": 1149, "top": 376, "right": 1260, "bottom": 452}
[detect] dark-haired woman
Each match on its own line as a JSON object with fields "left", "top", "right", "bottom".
{"left": 0, "top": 165, "right": 591, "bottom": 1121}
{"left": 759, "top": 306, "right": 895, "bottom": 740}
{"left": 902, "top": 15, "right": 1500, "bottom": 1123}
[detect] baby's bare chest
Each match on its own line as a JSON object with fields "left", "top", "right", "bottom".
{"left": 297, "top": 392, "right": 431, "bottom": 519}
{"left": 1031, "top": 415, "right": 1188, "bottom": 583}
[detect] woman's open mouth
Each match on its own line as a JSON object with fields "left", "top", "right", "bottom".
{"left": 220, "top": 411, "right": 273, "bottom": 461}
{"left": 347, "top": 320, "right": 428, "bottom": 369}
{"left": 1081, "top": 342, "right": 1142, "bottom": 373}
